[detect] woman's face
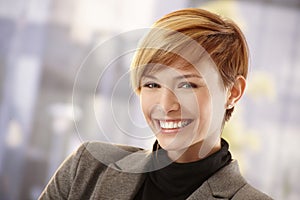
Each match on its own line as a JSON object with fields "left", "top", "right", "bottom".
{"left": 140, "top": 59, "right": 227, "bottom": 157}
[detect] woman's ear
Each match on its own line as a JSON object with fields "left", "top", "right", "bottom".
{"left": 226, "top": 75, "right": 246, "bottom": 109}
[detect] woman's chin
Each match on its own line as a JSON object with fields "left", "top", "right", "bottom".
{"left": 157, "top": 139, "right": 191, "bottom": 152}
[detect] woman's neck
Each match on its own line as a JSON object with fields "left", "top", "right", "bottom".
{"left": 167, "top": 139, "right": 221, "bottom": 163}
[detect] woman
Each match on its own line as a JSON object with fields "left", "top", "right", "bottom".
{"left": 39, "top": 8, "right": 272, "bottom": 199}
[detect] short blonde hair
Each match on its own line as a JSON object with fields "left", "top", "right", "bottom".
{"left": 130, "top": 8, "right": 249, "bottom": 121}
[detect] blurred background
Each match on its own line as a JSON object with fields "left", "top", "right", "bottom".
{"left": 0, "top": 0, "right": 300, "bottom": 199}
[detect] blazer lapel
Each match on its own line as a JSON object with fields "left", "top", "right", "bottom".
{"left": 187, "top": 181, "right": 227, "bottom": 200}
{"left": 93, "top": 166, "right": 145, "bottom": 200}
{"left": 93, "top": 150, "right": 152, "bottom": 200}
{"left": 188, "top": 160, "right": 246, "bottom": 200}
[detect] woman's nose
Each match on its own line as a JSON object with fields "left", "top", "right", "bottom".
{"left": 159, "top": 88, "right": 180, "bottom": 113}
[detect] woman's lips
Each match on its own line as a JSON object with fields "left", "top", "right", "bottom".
{"left": 154, "top": 119, "right": 193, "bottom": 134}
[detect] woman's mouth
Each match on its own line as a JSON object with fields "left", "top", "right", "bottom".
{"left": 155, "top": 119, "right": 193, "bottom": 134}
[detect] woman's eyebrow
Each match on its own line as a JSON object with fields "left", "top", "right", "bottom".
{"left": 142, "top": 75, "right": 158, "bottom": 80}
{"left": 175, "top": 74, "right": 203, "bottom": 80}
{"left": 142, "top": 74, "right": 203, "bottom": 80}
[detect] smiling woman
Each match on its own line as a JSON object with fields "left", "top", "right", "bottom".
{"left": 140, "top": 64, "right": 213, "bottom": 161}
{"left": 39, "top": 8, "right": 273, "bottom": 200}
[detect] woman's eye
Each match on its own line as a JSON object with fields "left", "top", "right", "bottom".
{"left": 143, "top": 83, "right": 160, "bottom": 88}
{"left": 179, "top": 82, "right": 198, "bottom": 89}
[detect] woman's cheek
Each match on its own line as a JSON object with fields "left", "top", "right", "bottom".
{"left": 140, "top": 92, "right": 151, "bottom": 119}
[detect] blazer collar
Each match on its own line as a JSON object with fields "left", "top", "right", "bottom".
{"left": 113, "top": 149, "right": 153, "bottom": 173}
{"left": 95, "top": 148, "right": 245, "bottom": 199}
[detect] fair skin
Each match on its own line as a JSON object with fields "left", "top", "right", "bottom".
{"left": 139, "top": 59, "right": 246, "bottom": 163}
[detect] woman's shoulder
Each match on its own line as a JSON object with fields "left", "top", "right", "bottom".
{"left": 74, "top": 141, "right": 145, "bottom": 166}
{"left": 38, "top": 141, "right": 145, "bottom": 199}
{"left": 232, "top": 183, "right": 273, "bottom": 200}
{"left": 81, "top": 141, "right": 144, "bottom": 153}
{"left": 205, "top": 160, "right": 273, "bottom": 200}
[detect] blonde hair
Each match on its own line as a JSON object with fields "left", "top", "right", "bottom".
{"left": 130, "top": 8, "right": 249, "bottom": 121}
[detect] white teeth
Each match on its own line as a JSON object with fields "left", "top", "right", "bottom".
{"left": 169, "top": 122, "right": 174, "bottom": 128}
{"left": 159, "top": 120, "right": 190, "bottom": 129}
{"left": 178, "top": 121, "right": 182, "bottom": 128}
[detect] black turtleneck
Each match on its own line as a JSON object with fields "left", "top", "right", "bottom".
{"left": 134, "top": 139, "right": 232, "bottom": 200}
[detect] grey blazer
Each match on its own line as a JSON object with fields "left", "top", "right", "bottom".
{"left": 39, "top": 142, "right": 273, "bottom": 200}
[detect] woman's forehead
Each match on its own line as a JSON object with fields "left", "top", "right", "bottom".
{"left": 142, "top": 57, "right": 216, "bottom": 77}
